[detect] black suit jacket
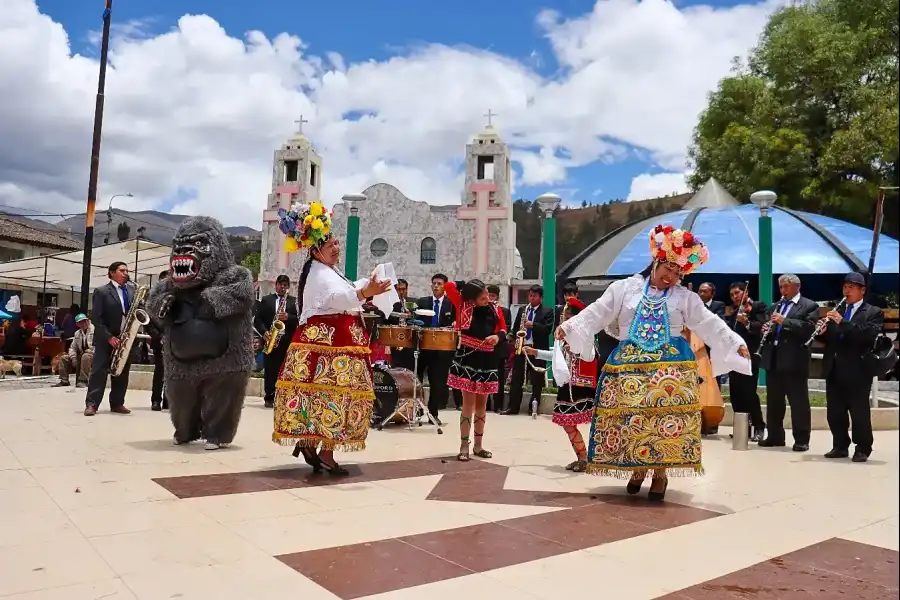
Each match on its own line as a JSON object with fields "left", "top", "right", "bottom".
{"left": 725, "top": 300, "right": 768, "bottom": 349}
{"left": 759, "top": 296, "right": 819, "bottom": 374}
{"left": 416, "top": 295, "right": 455, "bottom": 328}
{"left": 512, "top": 303, "right": 554, "bottom": 351}
{"left": 820, "top": 302, "right": 883, "bottom": 384}
{"left": 706, "top": 300, "right": 726, "bottom": 319}
{"left": 253, "top": 293, "right": 299, "bottom": 352}
{"left": 91, "top": 281, "right": 136, "bottom": 347}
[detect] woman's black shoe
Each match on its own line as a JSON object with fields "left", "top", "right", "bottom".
{"left": 319, "top": 459, "right": 350, "bottom": 476}
{"left": 626, "top": 476, "right": 645, "bottom": 495}
{"left": 648, "top": 479, "right": 668, "bottom": 502}
{"left": 293, "top": 444, "right": 323, "bottom": 474}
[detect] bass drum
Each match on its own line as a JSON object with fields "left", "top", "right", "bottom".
{"left": 372, "top": 365, "right": 425, "bottom": 428}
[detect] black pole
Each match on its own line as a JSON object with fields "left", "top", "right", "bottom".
{"left": 79, "top": 0, "right": 113, "bottom": 310}
{"left": 866, "top": 188, "right": 886, "bottom": 291}
{"left": 41, "top": 256, "right": 49, "bottom": 325}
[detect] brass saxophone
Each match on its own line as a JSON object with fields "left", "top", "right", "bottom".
{"left": 110, "top": 285, "right": 150, "bottom": 376}
{"left": 263, "top": 294, "right": 287, "bottom": 355}
{"left": 514, "top": 309, "right": 528, "bottom": 355}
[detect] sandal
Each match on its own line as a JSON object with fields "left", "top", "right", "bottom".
{"left": 457, "top": 452, "right": 470, "bottom": 462}
{"left": 626, "top": 474, "right": 646, "bottom": 495}
{"left": 293, "top": 443, "right": 323, "bottom": 474}
{"left": 565, "top": 460, "right": 579, "bottom": 471}
{"left": 472, "top": 448, "right": 492, "bottom": 459}
{"left": 570, "top": 460, "right": 587, "bottom": 473}
{"left": 319, "top": 459, "right": 350, "bottom": 477}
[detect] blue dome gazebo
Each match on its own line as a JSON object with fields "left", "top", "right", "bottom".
{"left": 559, "top": 179, "right": 899, "bottom": 301}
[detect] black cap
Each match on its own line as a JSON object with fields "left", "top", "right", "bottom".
{"left": 844, "top": 272, "right": 866, "bottom": 287}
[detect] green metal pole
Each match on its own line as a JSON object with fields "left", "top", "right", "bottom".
{"left": 345, "top": 213, "right": 360, "bottom": 280}
{"left": 758, "top": 211, "right": 773, "bottom": 386}
{"left": 542, "top": 215, "right": 557, "bottom": 386}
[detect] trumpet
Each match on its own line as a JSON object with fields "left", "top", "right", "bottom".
{"left": 263, "top": 294, "right": 288, "bottom": 355}
{"left": 755, "top": 296, "right": 787, "bottom": 357}
{"left": 805, "top": 298, "right": 847, "bottom": 346}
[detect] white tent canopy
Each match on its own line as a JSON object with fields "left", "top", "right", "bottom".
{"left": 0, "top": 239, "right": 171, "bottom": 293}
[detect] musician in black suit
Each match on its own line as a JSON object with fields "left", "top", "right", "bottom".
{"left": 817, "top": 272, "right": 884, "bottom": 462}
{"left": 758, "top": 274, "right": 819, "bottom": 451}
{"left": 149, "top": 270, "right": 170, "bottom": 411}
{"left": 389, "top": 278, "right": 415, "bottom": 371}
{"left": 416, "top": 273, "right": 457, "bottom": 420}
{"left": 503, "top": 284, "right": 555, "bottom": 415}
{"left": 254, "top": 275, "right": 299, "bottom": 408}
{"left": 83, "top": 261, "right": 137, "bottom": 416}
{"left": 725, "top": 282, "right": 767, "bottom": 441}
{"left": 486, "top": 285, "right": 512, "bottom": 413}
{"left": 698, "top": 282, "right": 726, "bottom": 318}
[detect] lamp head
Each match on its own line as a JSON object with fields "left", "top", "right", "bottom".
{"left": 750, "top": 190, "right": 777, "bottom": 213}
{"left": 536, "top": 192, "right": 562, "bottom": 217}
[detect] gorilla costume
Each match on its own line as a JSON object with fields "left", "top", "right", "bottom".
{"left": 146, "top": 216, "right": 255, "bottom": 450}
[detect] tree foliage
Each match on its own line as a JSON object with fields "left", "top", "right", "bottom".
{"left": 240, "top": 252, "right": 261, "bottom": 279}
{"left": 116, "top": 221, "right": 131, "bottom": 242}
{"left": 688, "top": 0, "right": 899, "bottom": 236}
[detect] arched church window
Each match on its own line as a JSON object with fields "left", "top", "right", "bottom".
{"left": 370, "top": 238, "right": 388, "bottom": 258}
{"left": 420, "top": 237, "right": 436, "bottom": 264}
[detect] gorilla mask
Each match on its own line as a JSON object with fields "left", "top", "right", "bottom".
{"left": 169, "top": 216, "right": 234, "bottom": 288}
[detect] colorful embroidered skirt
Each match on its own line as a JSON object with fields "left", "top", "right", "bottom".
{"left": 447, "top": 334, "right": 499, "bottom": 395}
{"left": 273, "top": 314, "right": 375, "bottom": 452}
{"left": 552, "top": 384, "right": 595, "bottom": 427}
{"left": 586, "top": 336, "right": 703, "bottom": 478}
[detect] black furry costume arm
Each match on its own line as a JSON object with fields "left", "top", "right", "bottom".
{"left": 199, "top": 266, "right": 255, "bottom": 319}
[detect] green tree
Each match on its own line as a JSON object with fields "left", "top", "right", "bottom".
{"left": 688, "top": 0, "right": 899, "bottom": 236}
{"left": 116, "top": 221, "right": 131, "bottom": 242}
{"left": 241, "top": 252, "right": 261, "bottom": 279}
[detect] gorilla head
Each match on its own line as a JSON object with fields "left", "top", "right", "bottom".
{"left": 169, "top": 216, "right": 234, "bottom": 288}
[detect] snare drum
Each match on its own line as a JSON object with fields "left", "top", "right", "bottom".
{"left": 419, "top": 327, "right": 459, "bottom": 351}
{"left": 377, "top": 325, "right": 416, "bottom": 349}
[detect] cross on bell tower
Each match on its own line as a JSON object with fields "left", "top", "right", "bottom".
{"left": 483, "top": 109, "right": 497, "bottom": 128}
{"left": 293, "top": 115, "right": 308, "bottom": 135}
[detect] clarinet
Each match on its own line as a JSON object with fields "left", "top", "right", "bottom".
{"left": 805, "top": 298, "right": 847, "bottom": 347}
{"left": 755, "top": 296, "right": 787, "bottom": 357}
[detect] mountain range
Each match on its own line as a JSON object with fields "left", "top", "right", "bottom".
{"left": 0, "top": 210, "right": 261, "bottom": 246}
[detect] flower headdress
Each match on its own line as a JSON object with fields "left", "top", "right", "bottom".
{"left": 648, "top": 224, "right": 709, "bottom": 276}
{"left": 277, "top": 201, "right": 334, "bottom": 253}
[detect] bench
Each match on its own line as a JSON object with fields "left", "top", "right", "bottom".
{"left": 0, "top": 335, "right": 66, "bottom": 375}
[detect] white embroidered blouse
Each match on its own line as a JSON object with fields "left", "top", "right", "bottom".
{"left": 299, "top": 260, "right": 369, "bottom": 325}
{"left": 559, "top": 274, "right": 749, "bottom": 376}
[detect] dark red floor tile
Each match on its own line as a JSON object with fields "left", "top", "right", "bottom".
{"left": 779, "top": 538, "right": 899, "bottom": 590}
{"left": 399, "top": 521, "right": 569, "bottom": 573}
{"left": 278, "top": 538, "right": 472, "bottom": 599}
{"left": 499, "top": 504, "right": 657, "bottom": 549}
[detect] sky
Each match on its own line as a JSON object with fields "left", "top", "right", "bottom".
{"left": 0, "top": 0, "right": 784, "bottom": 227}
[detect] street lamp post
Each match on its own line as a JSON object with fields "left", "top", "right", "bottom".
{"left": 536, "top": 193, "right": 562, "bottom": 307}
{"left": 750, "top": 190, "right": 777, "bottom": 387}
{"left": 104, "top": 193, "right": 134, "bottom": 244}
{"left": 342, "top": 193, "right": 367, "bottom": 280}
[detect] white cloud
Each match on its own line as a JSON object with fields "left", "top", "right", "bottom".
{"left": 627, "top": 171, "right": 691, "bottom": 201}
{"left": 0, "top": 0, "right": 782, "bottom": 227}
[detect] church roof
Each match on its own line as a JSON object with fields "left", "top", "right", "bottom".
{"left": 559, "top": 184, "right": 899, "bottom": 281}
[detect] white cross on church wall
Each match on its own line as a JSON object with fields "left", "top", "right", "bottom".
{"left": 458, "top": 186, "right": 508, "bottom": 275}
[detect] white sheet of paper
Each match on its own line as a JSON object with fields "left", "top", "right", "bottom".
{"left": 371, "top": 263, "right": 400, "bottom": 316}
{"left": 714, "top": 351, "right": 752, "bottom": 377}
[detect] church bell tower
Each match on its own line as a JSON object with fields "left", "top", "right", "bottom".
{"left": 458, "top": 110, "right": 516, "bottom": 288}
{"left": 259, "top": 118, "right": 323, "bottom": 295}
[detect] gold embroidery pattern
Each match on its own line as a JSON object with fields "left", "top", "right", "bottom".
{"left": 586, "top": 339, "right": 704, "bottom": 479}
{"left": 349, "top": 321, "right": 367, "bottom": 346}
{"left": 302, "top": 324, "right": 336, "bottom": 345}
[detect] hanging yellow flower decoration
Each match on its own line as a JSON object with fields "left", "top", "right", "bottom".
{"left": 310, "top": 203, "right": 324, "bottom": 217}
{"left": 284, "top": 236, "right": 299, "bottom": 253}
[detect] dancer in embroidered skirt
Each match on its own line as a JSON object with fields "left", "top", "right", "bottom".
{"left": 444, "top": 280, "right": 507, "bottom": 461}
{"left": 557, "top": 225, "right": 751, "bottom": 500}
{"left": 272, "top": 201, "right": 391, "bottom": 476}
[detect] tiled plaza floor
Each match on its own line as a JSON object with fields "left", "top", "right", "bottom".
{"left": 1, "top": 385, "right": 897, "bottom": 599}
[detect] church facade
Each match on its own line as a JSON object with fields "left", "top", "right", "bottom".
{"left": 260, "top": 121, "right": 521, "bottom": 300}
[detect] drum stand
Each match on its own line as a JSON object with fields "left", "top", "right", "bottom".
{"left": 377, "top": 329, "right": 443, "bottom": 435}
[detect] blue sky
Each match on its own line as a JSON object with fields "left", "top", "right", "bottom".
{"left": 21, "top": 0, "right": 762, "bottom": 219}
